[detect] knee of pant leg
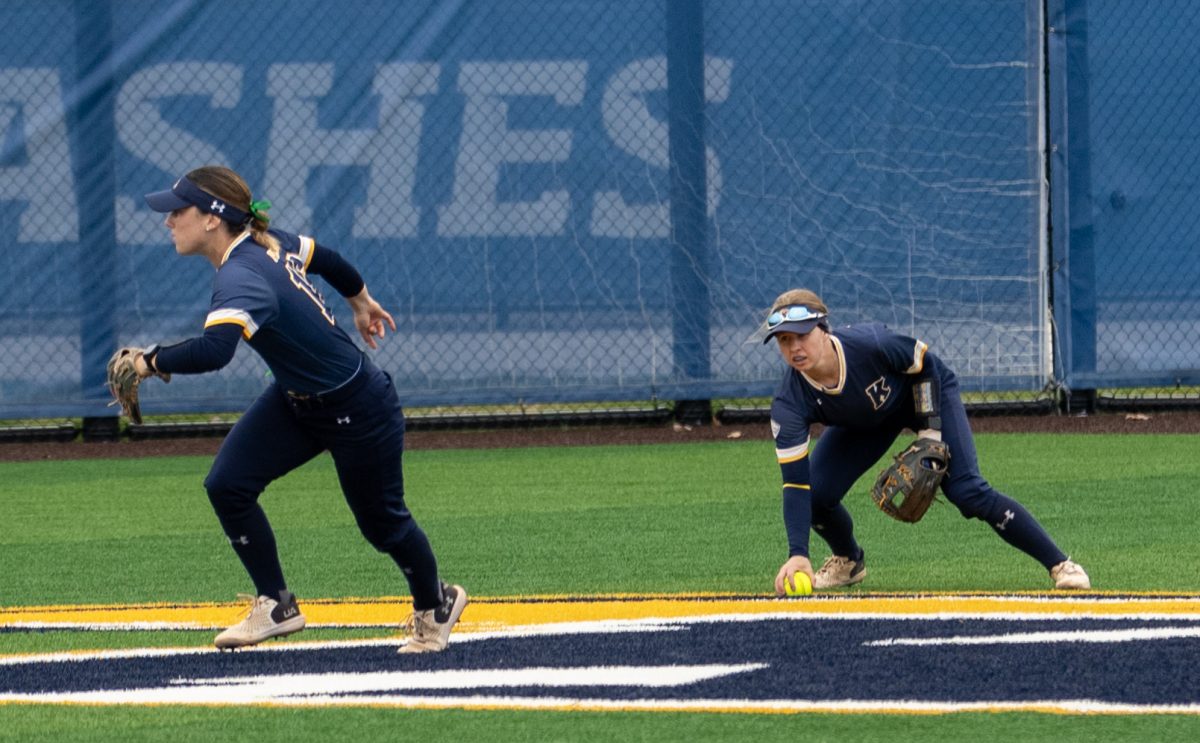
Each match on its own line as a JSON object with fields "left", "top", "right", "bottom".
{"left": 357, "top": 514, "right": 416, "bottom": 553}
{"left": 809, "top": 482, "right": 844, "bottom": 512}
{"left": 203, "top": 470, "right": 257, "bottom": 521}
{"left": 810, "top": 502, "right": 835, "bottom": 533}
{"left": 943, "top": 481, "right": 1002, "bottom": 521}
{"left": 810, "top": 496, "right": 850, "bottom": 534}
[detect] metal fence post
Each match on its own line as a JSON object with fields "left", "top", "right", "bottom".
{"left": 1047, "top": 0, "right": 1098, "bottom": 406}
{"left": 667, "top": 0, "right": 712, "bottom": 425}
{"left": 72, "top": 0, "right": 120, "bottom": 440}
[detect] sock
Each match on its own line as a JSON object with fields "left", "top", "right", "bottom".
{"left": 387, "top": 526, "right": 442, "bottom": 610}
{"left": 219, "top": 505, "right": 287, "bottom": 599}
{"left": 812, "top": 502, "right": 862, "bottom": 560}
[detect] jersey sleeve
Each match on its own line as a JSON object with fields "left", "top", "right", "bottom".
{"left": 205, "top": 262, "right": 278, "bottom": 340}
{"left": 770, "top": 394, "right": 815, "bottom": 557}
{"left": 877, "top": 327, "right": 929, "bottom": 376}
{"left": 307, "top": 241, "right": 366, "bottom": 298}
{"left": 877, "top": 326, "right": 943, "bottom": 432}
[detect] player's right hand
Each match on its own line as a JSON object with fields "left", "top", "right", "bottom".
{"left": 774, "top": 555, "right": 814, "bottom": 596}
{"left": 348, "top": 286, "right": 397, "bottom": 349}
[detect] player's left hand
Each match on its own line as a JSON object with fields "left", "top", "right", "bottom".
{"left": 871, "top": 437, "right": 950, "bottom": 523}
{"left": 348, "top": 287, "right": 397, "bottom": 349}
{"left": 774, "top": 555, "right": 814, "bottom": 596}
{"left": 106, "top": 347, "right": 168, "bottom": 424}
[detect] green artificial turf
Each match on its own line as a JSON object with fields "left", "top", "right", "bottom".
{"left": 2, "top": 434, "right": 1197, "bottom": 606}
{"left": 2, "top": 433, "right": 1198, "bottom": 741}
{"left": 0, "top": 704, "right": 1197, "bottom": 743}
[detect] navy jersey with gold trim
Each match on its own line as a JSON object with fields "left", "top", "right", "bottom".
{"left": 771, "top": 323, "right": 929, "bottom": 456}
{"left": 204, "top": 229, "right": 363, "bottom": 393}
{"left": 769, "top": 323, "right": 933, "bottom": 556}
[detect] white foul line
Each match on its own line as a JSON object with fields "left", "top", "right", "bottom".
{"left": 0, "top": 664, "right": 767, "bottom": 706}
{"left": 866, "top": 625, "right": 1200, "bottom": 647}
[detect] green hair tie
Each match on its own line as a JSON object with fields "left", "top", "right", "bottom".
{"left": 248, "top": 199, "right": 272, "bottom": 224}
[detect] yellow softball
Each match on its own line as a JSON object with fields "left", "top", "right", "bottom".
{"left": 785, "top": 572, "right": 813, "bottom": 596}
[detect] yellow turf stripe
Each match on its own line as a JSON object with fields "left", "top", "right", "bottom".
{"left": 3, "top": 592, "right": 1200, "bottom": 631}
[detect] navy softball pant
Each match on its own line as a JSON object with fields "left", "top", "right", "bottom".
{"left": 204, "top": 362, "right": 415, "bottom": 556}
{"left": 807, "top": 374, "right": 1067, "bottom": 569}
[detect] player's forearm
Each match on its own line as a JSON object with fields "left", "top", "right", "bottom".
{"left": 152, "top": 324, "right": 241, "bottom": 374}
{"left": 777, "top": 456, "right": 812, "bottom": 556}
{"left": 781, "top": 485, "right": 813, "bottom": 557}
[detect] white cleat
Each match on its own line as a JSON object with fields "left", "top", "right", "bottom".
{"left": 1050, "top": 559, "right": 1091, "bottom": 590}
{"left": 812, "top": 554, "right": 867, "bottom": 589}
{"left": 214, "top": 591, "right": 306, "bottom": 649}
{"left": 398, "top": 583, "right": 468, "bottom": 654}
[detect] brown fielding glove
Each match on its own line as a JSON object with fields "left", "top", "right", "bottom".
{"left": 105, "top": 347, "right": 169, "bottom": 425}
{"left": 871, "top": 437, "right": 950, "bottom": 523}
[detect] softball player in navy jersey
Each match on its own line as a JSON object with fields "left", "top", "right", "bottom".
{"left": 762, "top": 289, "right": 1090, "bottom": 595}
{"left": 138, "top": 165, "right": 466, "bottom": 652}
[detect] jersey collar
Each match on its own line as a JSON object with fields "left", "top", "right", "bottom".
{"left": 800, "top": 335, "right": 846, "bottom": 394}
{"left": 219, "top": 231, "right": 253, "bottom": 266}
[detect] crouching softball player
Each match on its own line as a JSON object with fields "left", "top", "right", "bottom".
{"left": 762, "top": 289, "right": 1090, "bottom": 595}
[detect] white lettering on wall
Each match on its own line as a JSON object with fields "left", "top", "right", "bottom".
{"left": 266, "top": 63, "right": 375, "bottom": 233}
{"left": 266, "top": 62, "right": 441, "bottom": 237}
{"left": 591, "top": 56, "right": 732, "bottom": 239}
{"left": 354, "top": 62, "right": 440, "bottom": 238}
{"left": 1, "top": 56, "right": 732, "bottom": 245}
{"left": 114, "top": 62, "right": 242, "bottom": 243}
{"left": 437, "top": 60, "right": 588, "bottom": 237}
{"left": 0, "top": 68, "right": 78, "bottom": 241}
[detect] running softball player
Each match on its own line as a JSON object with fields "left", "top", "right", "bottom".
{"left": 762, "top": 289, "right": 1090, "bottom": 595}
{"left": 137, "top": 165, "right": 466, "bottom": 652}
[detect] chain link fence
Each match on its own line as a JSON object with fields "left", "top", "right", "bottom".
{"left": 1, "top": 1, "right": 1196, "bottom": 441}
{"left": 1050, "top": 1, "right": 1200, "bottom": 410}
